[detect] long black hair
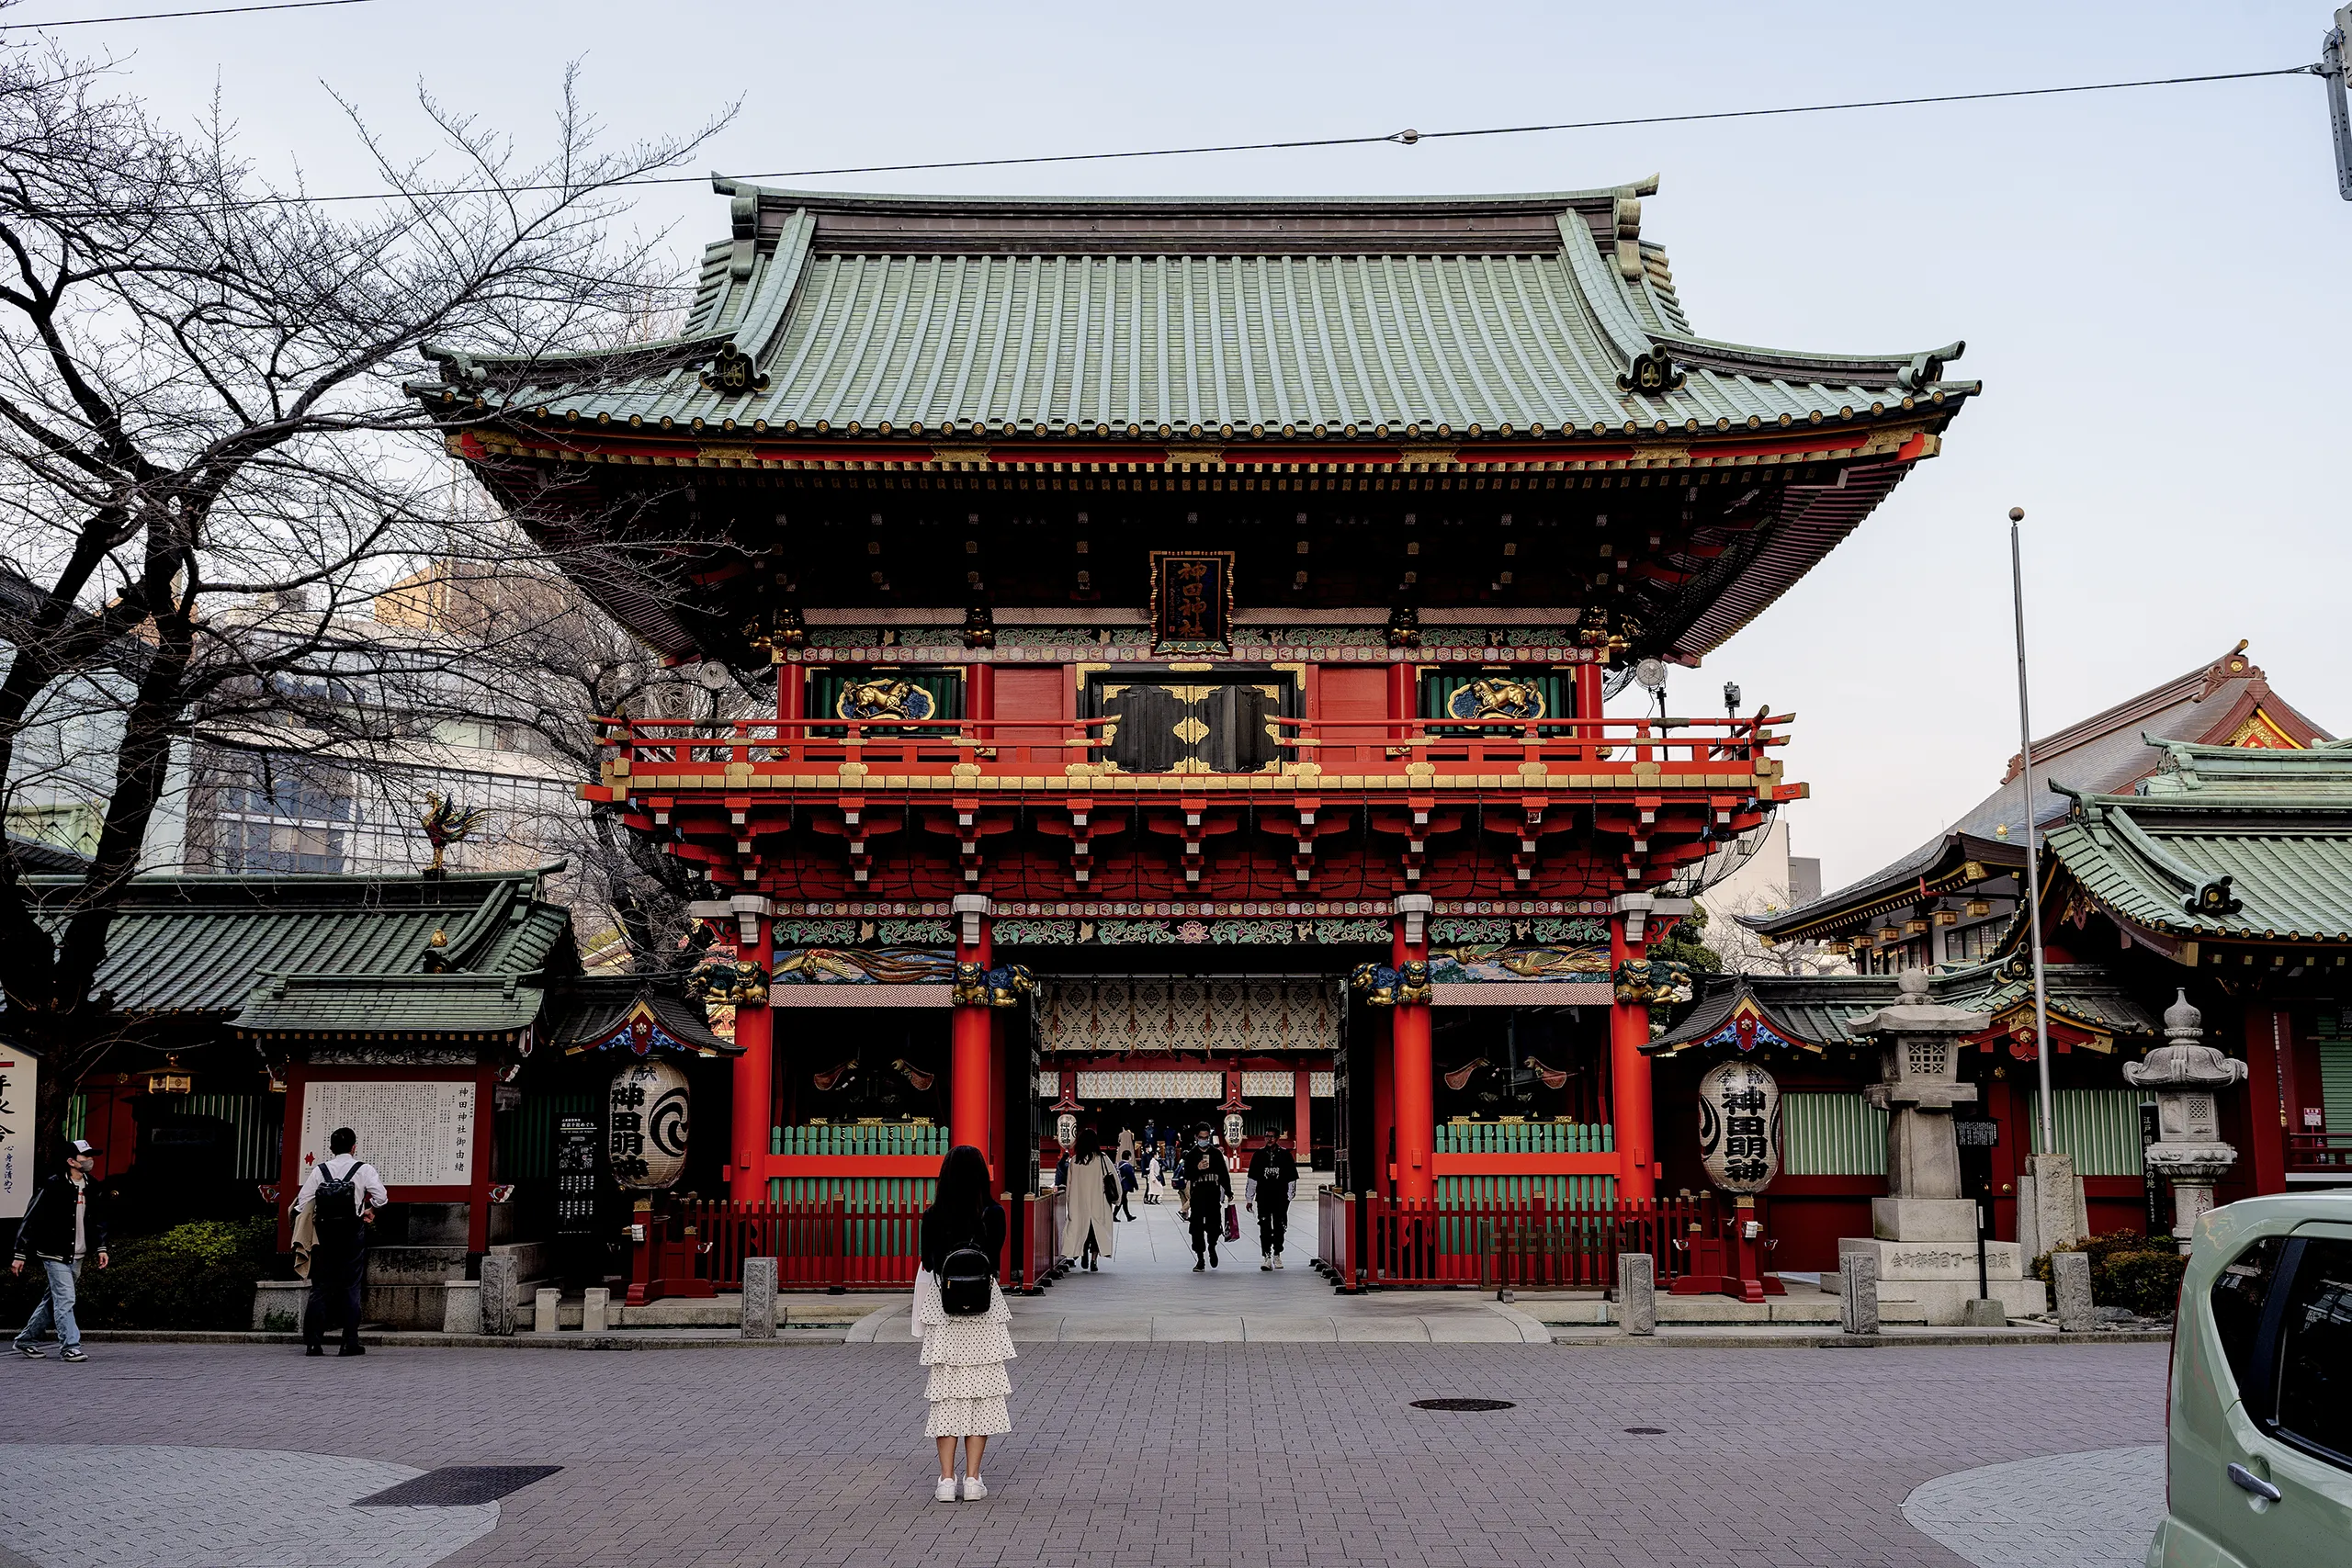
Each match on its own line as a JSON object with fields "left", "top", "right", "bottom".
{"left": 932, "top": 1144, "right": 990, "bottom": 1226}
{"left": 922, "top": 1144, "right": 994, "bottom": 1275}
{"left": 1073, "top": 1127, "right": 1102, "bottom": 1162}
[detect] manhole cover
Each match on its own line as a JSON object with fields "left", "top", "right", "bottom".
{"left": 1409, "top": 1397, "right": 1516, "bottom": 1412}
{"left": 355, "top": 1465, "right": 562, "bottom": 1506}
{"left": 1623, "top": 1427, "right": 1668, "bottom": 1435}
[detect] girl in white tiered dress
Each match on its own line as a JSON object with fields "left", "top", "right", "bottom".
{"left": 914, "top": 1145, "right": 1015, "bottom": 1501}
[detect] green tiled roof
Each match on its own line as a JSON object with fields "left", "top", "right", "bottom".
{"left": 428, "top": 182, "right": 1973, "bottom": 439}
{"left": 2045, "top": 738, "right": 2352, "bottom": 942}
{"left": 238, "top": 972, "right": 543, "bottom": 1038}
{"left": 17, "top": 871, "right": 574, "bottom": 1028}
{"left": 1648, "top": 964, "right": 2159, "bottom": 1053}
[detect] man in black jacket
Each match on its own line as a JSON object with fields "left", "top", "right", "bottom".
{"left": 11, "top": 1139, "right": 109, "bottom": 1361}
{"left": 1175, "top": 1124, "right": 1231, "bottom": 1271}
{"left": 1246, "top": 1133, "right": 1301, "bottom": 1269}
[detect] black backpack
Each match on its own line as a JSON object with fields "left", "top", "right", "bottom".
{"left": 311, "top": 1160, "right": 366, "bottom": 1238}
{"left": 940, "top": 1224, "right": 993, "bottom": 1317}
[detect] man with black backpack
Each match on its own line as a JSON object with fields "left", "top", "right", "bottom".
{"left": 293, "top": 1127, "right": 385, "bottom": 1357}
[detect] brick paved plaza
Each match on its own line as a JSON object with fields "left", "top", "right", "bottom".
{"left": 0, "top": 1337, "right": 2166, "bottom": 1568}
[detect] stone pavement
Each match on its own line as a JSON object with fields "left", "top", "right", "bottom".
{"left": 1903, "top": 1443, "right": 2164, "bottom": 1568}
{"left": 0, "top": 1442, "right": 498, "bottom": 1568}
{"left": 852, "top": 1184, "right": 1550, "bottom": 1343}
{"left": 0, "top": 1337, "right": 2168, "bottom": 1566}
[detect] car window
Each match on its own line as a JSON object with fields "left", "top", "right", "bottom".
{"left": 2272, "top": 1239, "right": 2352, "bottom": 1471}
{"left": 2210, "top": 1235, "right": 2287, "bottom": 1404}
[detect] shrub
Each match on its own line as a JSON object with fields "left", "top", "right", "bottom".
{"left": 2031, "top": 1228, "right": 2187, "bottom": 1317}
{"left": 2102, "top": 1247, "right": 2188, "bottom": 1316}
{"left": 2, "top": 1217, "right": 277, "bottom": 1333}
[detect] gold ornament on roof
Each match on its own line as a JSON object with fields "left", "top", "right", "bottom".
{"left": 418, "top": 793, "right": 487, "bottom": 873}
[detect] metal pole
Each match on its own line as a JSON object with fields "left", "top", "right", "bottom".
{"left": 2008, "top": 507, "right": 2057, "bottom": 1150}
{"left": 2325, "top": 7, "right": 2352, "bottom": 200}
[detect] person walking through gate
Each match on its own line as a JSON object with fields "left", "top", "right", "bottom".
{"left": 1057, "top": 1128, "right": 1118, "bottom": 1271}
{"left": 292, "top": 1127, "right": 386, "bottom": 1357}
{"left": 1114, "top": 1149, "right": 1138, "bottom": 1221}
{"left": 1176, "top": 1123, "right": 1232, "bottom": 1271}
{"left": 913, "top": 1144, "right": 1012, "bottom": 1502}
{"left": 11, "top": 1139, "right": 109, "bottom": 1361}
{"left": 1246, "top": 1133, "right": 1301, "bottom": 1269}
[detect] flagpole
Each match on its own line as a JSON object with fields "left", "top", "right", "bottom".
{"left": 2009, "top": 506, "right": 2056, "bottom": 1150}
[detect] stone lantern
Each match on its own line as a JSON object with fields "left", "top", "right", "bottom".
{"left": 2122, "top": 989, "right": 2246, "bottom": 1254}
{"left": 1836, "top": 969, "right": 2046, "bottom": 1325}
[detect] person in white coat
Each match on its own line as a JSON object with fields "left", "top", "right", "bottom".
{"left": 913, "top": 1144, "right": 1014, "bottom": 1501}
{"left": 1057, "top": 1127, "right": 1118, "bottom": 1271}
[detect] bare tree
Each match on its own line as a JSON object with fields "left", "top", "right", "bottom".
{"left": 0, "top": 38, "right": 727, "bottom": 1156}
{"left": 402, "top": 548, "right": 730, "bottom": 968}
{"left": 1700, "top": 884, "right": 1851, "bottom": 976}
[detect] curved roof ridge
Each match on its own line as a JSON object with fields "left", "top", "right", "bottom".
{"left": 707, "top": 178, "right": 1664, "bottom": 213}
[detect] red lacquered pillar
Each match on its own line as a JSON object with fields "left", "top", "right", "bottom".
{"left": 2243, "top": 1004, "right": 2289, "bottom": 1196}
{"left": 951, "top": 894, "right": 995, "bottom": 1172}
{"left": 1574, "top": 657, "right": 1605, "bottom": 759}
{"left": 1610, "top": 893, "right": 1657, "bottom": 1202}
{"left": 1295, "top": 1068, "right": 1314, "bottom": 1165}
{"left": 729, "top": 898, "right": 775, "bottom": 1201}
{"left": 1391, "top": 894, "right": 1435, "bottom": 1203}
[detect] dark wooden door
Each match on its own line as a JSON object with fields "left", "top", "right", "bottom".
{"left": 1094, "top": 675, "right": 1288, "bottom": 773}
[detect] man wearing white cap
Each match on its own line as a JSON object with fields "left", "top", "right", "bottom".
{"left": 11, "top": 1139, "right": 109, "bottom": 1361}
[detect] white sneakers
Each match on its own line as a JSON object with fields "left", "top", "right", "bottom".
{"left": 934, "top": 1474, "right": 988, "bottom": 1501}
{"left": 962, "top": 1475, "right": 988, "bottom": 1500}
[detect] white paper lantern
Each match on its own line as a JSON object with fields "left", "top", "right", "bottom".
{"left": 609, "top": 1057, "right": 690, "bottom": 1190}
{"left": 1696, "top": 1059, "right": 1780, "bottom": 1195}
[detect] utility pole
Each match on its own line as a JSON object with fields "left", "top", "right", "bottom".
{"left": 2008, "top": 507, "right": 2056, "bottom": 1152}
{"left": 2327, "top": 6, "right": 2352, "bottom": 198}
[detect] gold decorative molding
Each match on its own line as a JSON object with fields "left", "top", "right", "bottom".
{"left": 1165, "top": 444, "right": 1226, "bottom": 467}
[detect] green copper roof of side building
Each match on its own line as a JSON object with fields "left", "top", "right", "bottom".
{"left": 426, "top": 180, "right": 1974, "bottom": 437}
{"left": 16, "top": 870, "right": 575, "bottom": 1026}
{"left": 1646, "top": 964, "right": 2161, "bottom": 1054}
{"left": 2043, "top": 738, "right": 2352, "bottom": 943}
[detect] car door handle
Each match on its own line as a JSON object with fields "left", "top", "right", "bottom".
{"left": 2227, "top": 1463, "right": 2282, "bottom": 1503}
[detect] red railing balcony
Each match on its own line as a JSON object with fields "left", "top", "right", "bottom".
{"left": 594, "top": 712, "right": 1792, "bottom": 790}
{"left": 2287, "top": 1133, "right": 2352, "bottom": 1172}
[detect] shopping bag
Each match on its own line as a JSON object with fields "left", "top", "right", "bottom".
{"left": 1224, "top": 1202, "right": 1240, "bottom": 1243}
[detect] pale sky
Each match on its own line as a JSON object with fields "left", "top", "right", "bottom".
{"left": 49, "top": 0, "right": 2350, "bottom": 892}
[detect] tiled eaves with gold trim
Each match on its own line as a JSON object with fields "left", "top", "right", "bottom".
{"left": 449, "top": 422, "right": 1941, "bottom": 477}
{"left": 602, "top": 769, "right": 1791, "bottom": 795}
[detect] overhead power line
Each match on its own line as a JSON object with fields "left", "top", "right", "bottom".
{"left": 6, "top": 62, "right": 2322, "bottom": 217}
{"left": 0, "top": 0, "right": 374, "bottom": 28}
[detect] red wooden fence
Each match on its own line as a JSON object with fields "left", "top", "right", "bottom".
{"left": 1315, "top": 1190, "right": 1722, "bottom": 1292}
{"left": 1312, "top": 1187, "right": 1359, "bottom": 1292}
{"left": 628, "top": 1190, "right": 1076, "bottom": 1303}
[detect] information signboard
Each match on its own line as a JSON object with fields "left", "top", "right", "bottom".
{"left": 296, "top": 1078, "right": 476, "bottom": 1188}
{"left": 0, "top": 1044, "right": 37, "bottom": 1220}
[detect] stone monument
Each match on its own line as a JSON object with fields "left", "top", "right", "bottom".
{"left": 2122, "top": 989, "right": 2246, "bottom": 1254}
{"left": 1834, "top": 970, "right": 2048, "bottom": 1325}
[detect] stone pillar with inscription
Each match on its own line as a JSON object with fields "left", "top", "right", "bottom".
{"left": 1835, "top": 970, "right": 2047, "bottom": 1325}
{"left": 2123, "top": 989, "right": 2247, "bottom": 1255}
